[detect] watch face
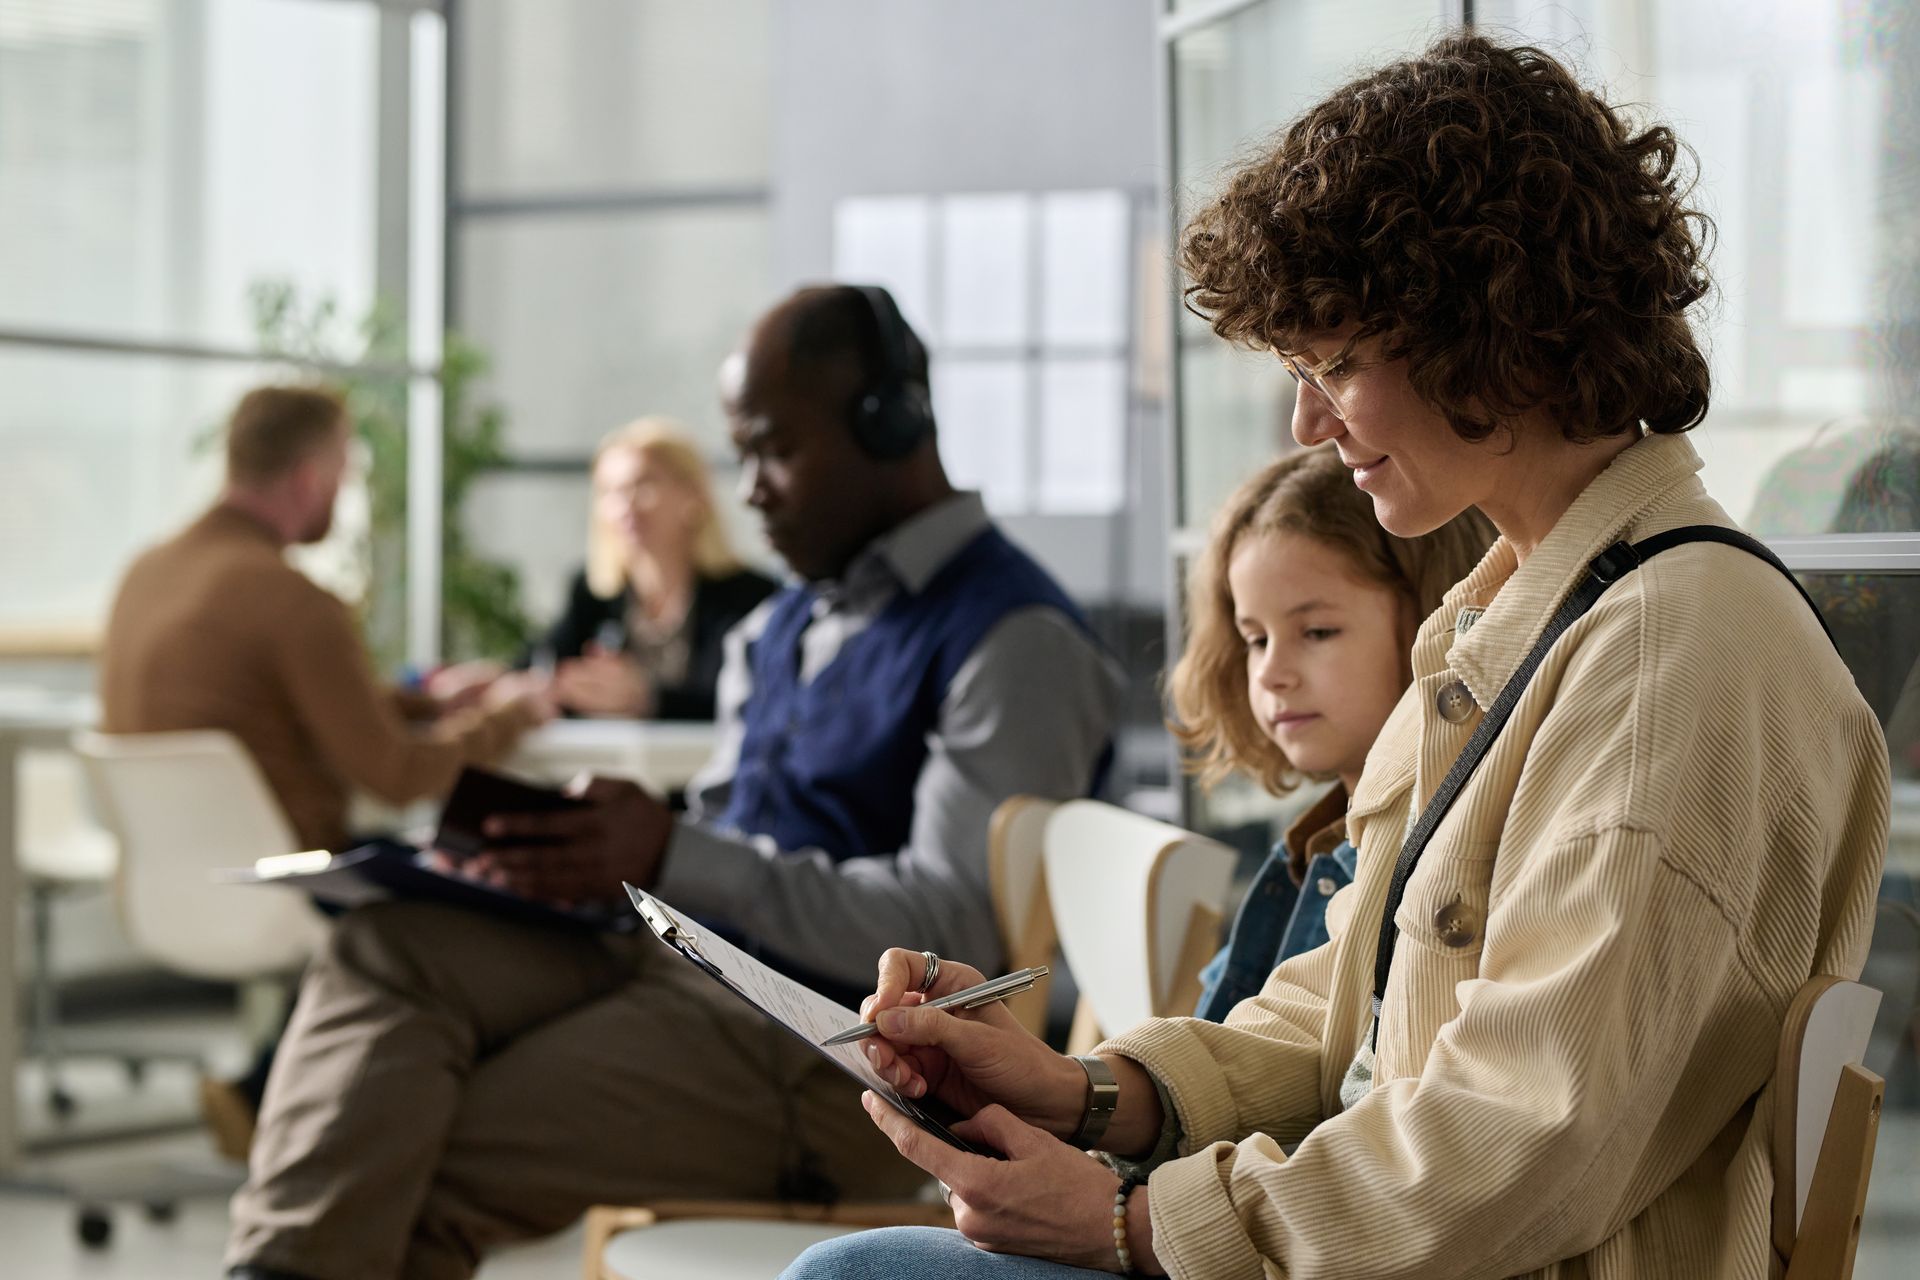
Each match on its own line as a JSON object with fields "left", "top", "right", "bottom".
{"left": 1069, "top": 1055, "right": 1121, "bottom": 1148}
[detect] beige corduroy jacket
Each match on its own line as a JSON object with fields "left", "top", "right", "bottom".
{"left": 1102, "top": 433, "right": 1889, "bottom": 1279}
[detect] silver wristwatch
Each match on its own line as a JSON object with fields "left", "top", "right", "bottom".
{"left": 1068, "top": 1054, "right": 1119, "bottom": 1149}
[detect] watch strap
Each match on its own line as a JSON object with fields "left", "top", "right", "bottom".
{"left": 1069, "top": 1054, "right": 1119, "bottom": 1149}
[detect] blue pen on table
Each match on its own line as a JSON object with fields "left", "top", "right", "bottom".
{"left": 820, "top": 965, "right": 1050, "bottom": 1046}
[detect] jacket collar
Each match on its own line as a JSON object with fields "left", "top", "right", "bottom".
{"left": 1344, "top": 432, "right": 1709, "bottom": 831}
{"left": 814, "top": 491, "right": 990, "bottom": 606}
{"left": 1418, "top": 432, "right": 1709, "bottom": 705}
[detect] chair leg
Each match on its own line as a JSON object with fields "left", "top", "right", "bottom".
{"left": 1784, "top": 1063, "right": 1884, "bottom": 1280}
{"left": 27, "top": 883, "right": 74, "bottom": 1118}
{"left": 1065, "top": 998, "right": 1103, "bottom": 1056}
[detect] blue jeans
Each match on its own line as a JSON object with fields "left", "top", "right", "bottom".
{"left": 781, "top": 1227, "right": 1109, "bottom": 1279}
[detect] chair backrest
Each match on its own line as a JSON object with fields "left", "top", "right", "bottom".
{"left": 1043, "top": 799, "right": 1235, "bottom": 1040}
{"left": 1772, "top": 975, "right": 1885, "bottom": 1280}
{"left": 74, "top": 730, "right": 325, "bottom": 980}
{"left": 18, "top": 748, "right": 119, "bottom": 883}
{"left": 986, "top": 796, "right": 1059, "bottom": 1038}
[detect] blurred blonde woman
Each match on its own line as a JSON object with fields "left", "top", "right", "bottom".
{"left": 542, "top": 419, "right": 776, "bottom": 720}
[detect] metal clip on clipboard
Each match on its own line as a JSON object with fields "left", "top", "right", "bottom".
{"left": 621, "top": 882, "right": 993, "bottom": 1157}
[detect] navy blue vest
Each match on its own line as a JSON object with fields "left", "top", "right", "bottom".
{"left": 719, "top": 526, "right": 1103, "bottom": 1001}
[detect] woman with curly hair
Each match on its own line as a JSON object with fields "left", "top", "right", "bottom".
{"left": 782, "top": 33, "right": 1889, "bottom": 1279}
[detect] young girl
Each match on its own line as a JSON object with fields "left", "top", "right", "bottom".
{"left": 1169, "top": 448, "right": 1495, "bottom": 1022}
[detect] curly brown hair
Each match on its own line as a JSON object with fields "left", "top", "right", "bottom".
{"left": 1180, "top": 33, "right": 1714, "bottom": 443}
{"left": 1168, "top": 447, "right": 1497, "bottom": 794}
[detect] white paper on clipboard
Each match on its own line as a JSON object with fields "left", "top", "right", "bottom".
{"left": 623, "top": 884, "right": 991, "bottom": 1156}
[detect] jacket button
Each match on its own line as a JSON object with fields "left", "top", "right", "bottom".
{"left": 1316, "top": 876, "right": 1339, "bottom": 896}
{"left": 1432, "top": 899, "right": 1478, "bottom": 948}
{"left": 1435, "top": 679, "right": 1476, "bottom": 724}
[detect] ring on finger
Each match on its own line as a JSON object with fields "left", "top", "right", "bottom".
{"left": 917, "top": 950, "right": 941, "bottom": 994}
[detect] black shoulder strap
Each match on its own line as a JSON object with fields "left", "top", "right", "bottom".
{"left": 1369, "top": 525, "right": 1830, "bottom": 1046}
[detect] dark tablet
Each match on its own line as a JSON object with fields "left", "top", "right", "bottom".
{"left": 433, "top": 767, "right": 589, "bottom": 861}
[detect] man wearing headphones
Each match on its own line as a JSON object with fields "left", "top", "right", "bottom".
{"left": 224, "top": 285, "right": 1125, "bottom": 1280}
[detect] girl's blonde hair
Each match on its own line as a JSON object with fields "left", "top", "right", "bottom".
{"left": 1168, "top": 447, "right": 1497, "bottom": 794}
{"left": 585, "top": 418, "right": 743, "bottom": 599}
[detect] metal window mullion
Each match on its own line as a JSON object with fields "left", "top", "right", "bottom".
{"left": 1157, "top": 0, "right": 1267, "bottom": 43}
{"left": 1768, "top": 534, "right": 1920, "bottom": 573}
{"left": 453, "top": 186, "right": 771, "bottom": 219}
{"left": 0, "top": 326, "right": 429, "bottom": 381}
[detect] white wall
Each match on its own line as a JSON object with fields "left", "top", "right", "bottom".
{"left": 768, "top": 0, "right": 1167, "bottom": 607}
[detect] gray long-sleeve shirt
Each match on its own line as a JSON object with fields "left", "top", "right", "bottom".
{"left": 652, "top": 492, "right": 1125, "bottom": 987}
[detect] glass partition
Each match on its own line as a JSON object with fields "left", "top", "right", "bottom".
{"left": 1159, "top": 6, "right": 1919, "bottom": 1270}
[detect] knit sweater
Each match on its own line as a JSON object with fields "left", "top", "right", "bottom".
{"left": 101, "top": 505, "right": 537, "bottom": 850}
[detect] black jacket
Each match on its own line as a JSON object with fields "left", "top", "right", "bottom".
{"left": 537, "top": 566, "right": 778, "bottom": 721}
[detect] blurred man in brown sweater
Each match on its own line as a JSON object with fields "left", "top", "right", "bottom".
{"left": 101, "top": 384, "right": 552, "bottom": 1156}
{"left": 101, "top": 384, "right": 550, "bottom": 852}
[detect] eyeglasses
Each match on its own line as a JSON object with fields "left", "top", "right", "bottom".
{"left": 1276, "top": 331, "right": 1365, "bottom": 421}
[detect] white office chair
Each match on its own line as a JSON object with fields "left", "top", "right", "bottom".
{"left": 1043, "top": 800, "right": 1236, "bottom": 1049}
{"left": 18, "top": 749, "right": 123, "bottom": 1117}
{"left": 1771, "top": 976, "right": 1885, "bottom": 1279}
{"left": 74, "top": 730, "right": 325, "bottom": 981}
{"left": 40, "top": 731, "right": 327, "bottom": 1247}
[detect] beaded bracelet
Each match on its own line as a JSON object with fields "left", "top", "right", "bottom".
{"left": 1112, "top": 1174, "right": 1144, "bottom": 1276}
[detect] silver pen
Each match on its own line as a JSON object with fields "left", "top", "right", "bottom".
{"left": 820, "top": 965, "right": 1050, "bottom": 1046}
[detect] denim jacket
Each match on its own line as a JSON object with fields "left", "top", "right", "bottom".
{"left": 1194, "top": 785, "right": 1353, "bottom": 1023}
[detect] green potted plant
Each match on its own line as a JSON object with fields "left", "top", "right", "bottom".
{"left": 246, "top": 279, "right": 530, "bottom": 671}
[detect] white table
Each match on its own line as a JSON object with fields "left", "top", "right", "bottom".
{"left": 505, "top": 719, "right": 721, "bottom": 794}
{"left": 0, "top": 688, "right": 99, "bottom": 1173}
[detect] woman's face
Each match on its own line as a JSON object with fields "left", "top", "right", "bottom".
{"left": 1286, "top": 327, "right": 1489, "bottom": 539}
{"left": 594, "top": 446, "right": 704, "bottom": 562}
{"left": 1229, "top": 530, "right": 1410, "bottom": 789}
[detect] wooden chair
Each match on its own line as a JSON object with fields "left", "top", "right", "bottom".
{"left": 586, "top": 1200, "right": 953, "bottom": 1280}
{"left": 986, "top": 795, "right": 1060, "bottom": 1037}
{"left": 1771, "top": 976, "right": 1885, "bottom": 1280}
{"left": 580, "top": 794, "right": 1054, "bottom": 1278}
{"left": 1042, "top": 799, "right": 1235, "bottom": 1052}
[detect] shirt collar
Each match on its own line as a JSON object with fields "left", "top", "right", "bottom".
{"left": 201, "top": 502, "right": 282, "bottom": 548}
{"left": 1284, "top": 783, "right": 1350, "bottom": 883}
{"left": 830, "top": 491, "right": 991, "bottom": 599}
{"left": 1417, "top": 432, "right": 1709, "bottom": 703}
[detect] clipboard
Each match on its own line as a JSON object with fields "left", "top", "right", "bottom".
{"left": 222, "top": 839, "right": 637, "bottom": 934}
{"left": 624, "top": 883, "right": 994, "bottom": 1157}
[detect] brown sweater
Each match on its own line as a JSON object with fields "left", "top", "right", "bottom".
{"left": 100, "top": 505, "right": 536, "bottom": 850}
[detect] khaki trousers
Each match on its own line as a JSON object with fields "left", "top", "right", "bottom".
{"left": 226, "top": 902, "right": 923, "bottom": 1280}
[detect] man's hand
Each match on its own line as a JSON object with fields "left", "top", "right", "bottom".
{"left": 462, "top": 775, "right": 673, "bottom": 906}
{"left": 424, "top": 659, "right": 506, "bottom": 712}
{"left": 482, "top": 669, "right": 560, "bottom": 723}
{"left": 551, "top": 648, "right": 655, "bottom": 718}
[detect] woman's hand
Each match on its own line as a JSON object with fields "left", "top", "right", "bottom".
{"left": 859, "top": 948, "right": 1086, "bottom": 1139}
{"left": 861, "top": 1096, "right": 1164, "bottom": 1275}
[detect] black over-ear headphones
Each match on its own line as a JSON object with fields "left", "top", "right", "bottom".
{"left": 849, "top": 285, "right": 936, "bottom": 461}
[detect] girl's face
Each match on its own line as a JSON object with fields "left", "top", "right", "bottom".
{"left": 1229, "top": 530, "right": 1411, "bottom": 790}
{"left": 595, "top": 446, "right": 704, "bottom": 560}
